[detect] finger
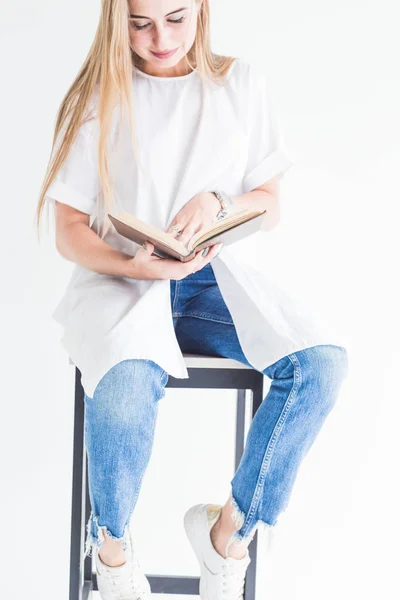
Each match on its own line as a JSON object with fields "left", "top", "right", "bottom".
{"left": 169, "top": 229, "right": 182, "bottom": 240}
{"left": 204, "top": 243, "right": 221, "bottom": 258}
{"left": 206, "top": 243, "right": 223, "bottom": 262}
{"left": 178, "top": 223, "right": 200, "bottom": 248}
{"left": 166, "top": 222, "right": 185, "bottom": 239}
{"left": 189, "top": 247, "right": 212, "bottom": 274}
{"left": 150, "top": 254, "right": 191, "bottom": 280}
{"left": 197, "top": 242, "right": 221, "bottom": 258}
{"left": 141, "top": 241, "right": 155, "bottom": 255}
{"left": 196, "top": 243, "right": 223, "bottom": 269}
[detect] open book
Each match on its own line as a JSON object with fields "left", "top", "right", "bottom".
{"left": 108, "top": 208, "right": 266, "bottom": 262}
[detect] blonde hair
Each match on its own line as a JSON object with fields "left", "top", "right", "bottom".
{"left": 35, "top": 0, "right": 236, "bottom": 241}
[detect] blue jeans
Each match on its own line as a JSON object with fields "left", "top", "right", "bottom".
{"left": 83, "top": 263, "right": 349, "bottom": 557}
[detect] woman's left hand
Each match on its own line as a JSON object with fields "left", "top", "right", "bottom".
{"left": 165, "top": 192, "right": 221, "bottom": 248}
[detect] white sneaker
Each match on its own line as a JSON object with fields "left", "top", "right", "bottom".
{"left": 94, "top": 528, "right": 151, "bottom": 600}
{"left": 184, "top": 503, "right": 251, "bottom": 600}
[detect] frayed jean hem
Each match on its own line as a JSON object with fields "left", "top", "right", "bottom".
{"left": 224, "top": 492, "right": 276, "bottom": 556}
{"left": 83, "top": 511, "right": 130, "bottom": 559}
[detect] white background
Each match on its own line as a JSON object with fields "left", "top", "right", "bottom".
{"left": 1, "top": 0, "right": 399, "bottom": 599}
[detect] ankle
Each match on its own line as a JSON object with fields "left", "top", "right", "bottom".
{"left": 210, "top": 523, "right": 243, "bottom": 559}
{"left": 209, "top": 507, "right": 235, "bottom": 544}
{"left": 98, "top": 549, "right": 127, "bottom": 567}
{"left": 98, "top": 533, "right": 126, "bottom": 567}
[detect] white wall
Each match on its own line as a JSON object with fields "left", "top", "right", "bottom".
{"left": 0, "top": 0, "right": 399, "bottom": 598}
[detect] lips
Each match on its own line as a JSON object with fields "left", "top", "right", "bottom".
{"left": 151, "top": 47, "right": 179, "bottom": 59}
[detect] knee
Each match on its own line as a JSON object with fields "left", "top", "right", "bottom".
{"left": 301, "top": 344, "right": 349, "bottom": 392}
{"left": 89, "top": 359, "right": 167, "bottom": 425}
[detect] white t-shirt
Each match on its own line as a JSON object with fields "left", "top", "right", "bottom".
{"left": 45, "top": 58, "right": 344, "bottom": 398}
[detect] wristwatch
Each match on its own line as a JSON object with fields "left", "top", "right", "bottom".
{"left": 209, "top": 190, "right": 234, "bottom": 220}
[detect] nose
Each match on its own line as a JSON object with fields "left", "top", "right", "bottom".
{"left": 152, "top": 25, "right": 171, "bottom": 49}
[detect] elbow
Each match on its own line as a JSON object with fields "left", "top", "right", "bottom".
{"left": 55, "top": 234, "right": 64, "bottom": 258}
{"left": 55, "top": 232, "right": 70, "bottom": 260}
{"left": 260, "top": 198, "right": 280, "bottom": 232}
{"left": 55, "top": 221, "right": 79, "bottom": 260}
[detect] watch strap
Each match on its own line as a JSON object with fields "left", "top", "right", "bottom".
{"left": 210, "top": 190, "right": 233, "bottom": 219}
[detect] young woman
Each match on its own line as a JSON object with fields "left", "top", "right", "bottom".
{"left": 36, "top": 1, "right": 349, "bottom": 599}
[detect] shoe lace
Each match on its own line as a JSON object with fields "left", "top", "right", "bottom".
{"left": 102, "top": 556, "right": 150, "bottom": 600}
{"left": 221, "top": 559, "right": 250, "bottom": 600}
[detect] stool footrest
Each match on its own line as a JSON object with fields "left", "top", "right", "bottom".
{"left": 149, "top": 574, "right": 200, "bottom": 594}
{"left": 91, "top": 573, "right": 200, "bottom": 595}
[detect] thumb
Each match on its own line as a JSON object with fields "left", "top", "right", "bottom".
{"left": 142, "top": 241, "right": 154, "bottom": 255}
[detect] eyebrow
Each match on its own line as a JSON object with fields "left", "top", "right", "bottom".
{"left": 130, "top": 7, "right": 187, "bottom": 19}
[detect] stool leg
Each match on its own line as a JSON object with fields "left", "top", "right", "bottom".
{"left": 235, "top": 389, "right": 246, "bottom": 472}
{"left": 236, "top": 376, "right": 264, "bottom": 600}
{"left": 83, "top": 453, "right": 93, "bottom": 586}
{"left": 245, "top": 376, "right": 264, "bottom": 600}
{"left": 69, "top": 367, "right": 88, "bottom": 600}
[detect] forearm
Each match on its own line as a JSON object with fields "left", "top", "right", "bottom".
{"left": 56, "top": 222, "right": 135, "bottom": 278}
{"left": 231, "top": 190, "right": 280, "bottom": 231}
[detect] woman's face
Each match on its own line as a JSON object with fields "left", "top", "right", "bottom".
{"left": 128, "top": 0, "right": 201, "bottom": 77}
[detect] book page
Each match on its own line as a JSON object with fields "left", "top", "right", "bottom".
{"left": 188, "top": 208, "right": 264, "bottom": 250}
{"left": 115, "top": 212, "right": 188, "bottom": 255}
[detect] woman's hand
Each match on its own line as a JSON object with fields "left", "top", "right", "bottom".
{"left": 165, "top": 192, "right": 221, "bottom": 247}
{"left": 129, "top": 241, "right": 223, "bottom": 281}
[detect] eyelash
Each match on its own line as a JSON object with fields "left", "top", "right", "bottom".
{"left": 130, "top": 16, "right": 185, "bottom": 31}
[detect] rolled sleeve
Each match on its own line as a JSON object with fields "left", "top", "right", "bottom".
{"left": 45, "top": 119, "right": 100, "bottom": 215}
{"left": 242, "top": 65, "right": 295, "bottom": 193}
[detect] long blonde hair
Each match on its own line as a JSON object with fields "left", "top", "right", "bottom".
{"left": 35, "top": 0, "right": 236, "bottom": 241}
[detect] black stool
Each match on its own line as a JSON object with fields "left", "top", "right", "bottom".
{"left": 69, "top": 354, "right": 264, "bottom": 600}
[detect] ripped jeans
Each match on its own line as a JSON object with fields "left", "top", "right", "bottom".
{"left": 83, "top": 262, "right": 349, "bottom": 558}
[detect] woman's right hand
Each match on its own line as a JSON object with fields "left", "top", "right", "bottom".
{"left": 128, "top": 241, "right": 223, "bottom": 280}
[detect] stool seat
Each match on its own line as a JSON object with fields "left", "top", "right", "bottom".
{"left": 68, "top": 353, "right": 252, "bottom": 370}
{"left": 182, "top": 353, "right": 252, "bottom": 370}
